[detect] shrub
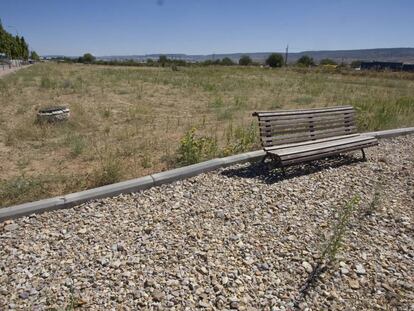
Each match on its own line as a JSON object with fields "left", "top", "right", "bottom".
{"left": 319, "top": 58, "right": 337, "bottom": 66}
{"left": 158, "top": 55, "right": 168, "bottom": 67}
{"left": 297, "top": 55, "right": 315, "bottom": 67}
{"left": 222, "top": 123, "right": 258, "bottom": 155}
{"left": 177, "top": 128, "right": 218, "bottom": 165}
{"left": 79, "top": 53, "right": 96, "bottom": 64}
{"left": 221, "top": 57, "right": 235, "bottom": 66}
{"left": 66, "top": 134, "right": 86, "bottom": 157}
{"left": 239, "top": 55, "right": 252, "bottom": 66}
{"left": 266, "top": 53, "right": 284, "bottom": 68}
{"left": 93, "top": 154, "right": 123, "bottom": 186}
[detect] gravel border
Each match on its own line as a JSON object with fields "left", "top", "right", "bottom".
{"left": 1, "top": 127, "right": 413, "bottom": 222}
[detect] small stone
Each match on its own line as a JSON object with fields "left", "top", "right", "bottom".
{"left": 340, "top": 267, "right": 349, "bottom": 275}
{"left": 198, "top": 266, "right": 208, "bottom": 275}
{"left": 355, "top": 263, "right": 366, "bottom": 275}
{"left": 111, "top": 260, "right": 121, "bottom": 268}
{"left": 230, "top": 301, "right": 240, "bottom": 309}
{"left": 144, "top": 279, "right": 156, "bottom": 288}
{"left": 152, "top": 289, "right": 165, "bottom": 302}
{"left": 112, "top": 243, "right": 125, "bottom": 252}
{"left": 199, "top": 301, "right": 210, "bottom": 308}
{"left": 257, "top": 263, "right": 271, "bottom": 271}
{"left": 4, "top": 224, "right": 19, "bottom": 231}
{"left": 302, "top": 261, "right": 313, "bottom": 273}
{"left": 99, "top": 257, "right": 109, "bottom": 266}
{"left": 215, "top": 210, "right": 226, "bottom": 219}
{"left": 19, "top": 291, "right": 29, "bottom": 299}
{"left": 349, "top": 279, "right": 360, "bottom": 290}
{"left": 167, "top": 279, "right": 180, "bottom": 287}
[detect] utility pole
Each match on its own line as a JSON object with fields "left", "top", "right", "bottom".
{"left": 285, "top": 44, "right": 289, "bottom": 66}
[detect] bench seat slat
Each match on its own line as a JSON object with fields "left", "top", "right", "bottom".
{"left": 275, "top": 141, "right": 378, "bottom": 166}
{"left": 264, "top": 133, "right": 362, "bottom": 151}
{"left": 272, "top": 136, "right": 377, "bottom": 158}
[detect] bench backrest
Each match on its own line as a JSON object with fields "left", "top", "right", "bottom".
{"left": 253, "top": 106, "right": 357, "bottom": 148}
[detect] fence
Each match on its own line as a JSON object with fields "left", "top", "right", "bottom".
{"left": 0, "top": 59, "right": 27, "bottom": 71}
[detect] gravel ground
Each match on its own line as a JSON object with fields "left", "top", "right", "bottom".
{"left": 1, "top": 136, "right": 413, "bottom": 310}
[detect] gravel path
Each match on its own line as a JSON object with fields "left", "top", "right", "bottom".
{"left": 1, "top": 136, "right": 413, "bottom": 310}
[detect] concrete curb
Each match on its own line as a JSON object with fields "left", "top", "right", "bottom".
{"left": 364, "top": 127, "right": 414, "bottom": 138}
{"left": 1, "top": 127, "right": 413, "bottom": 222}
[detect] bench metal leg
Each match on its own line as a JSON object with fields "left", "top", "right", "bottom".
{"left": 361, "top": 148, "right": 366, "bottom": 161}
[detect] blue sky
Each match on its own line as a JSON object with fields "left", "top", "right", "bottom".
{"left": 1, "top": 0, "right": 414, "bottom": 56}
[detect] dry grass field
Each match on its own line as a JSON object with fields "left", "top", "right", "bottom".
{"left": 1, "top": 63, "right": 413, "bottom": 207}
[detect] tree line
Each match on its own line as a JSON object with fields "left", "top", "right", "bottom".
{"left": 0, "top": 20, "right": 39, "bottom": 60}
{"left": 59, "top": 52, "right": 361, "bottom": 69}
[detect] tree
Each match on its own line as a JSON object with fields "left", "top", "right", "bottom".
{"left": 320, "top": 58, "right": 337, "bottom": 66}
{"left": 239, "top": 55, "right": 252, "bottom": 66}
{"left": 158, "top": 55, "right": 168, "bottom": 67}
{"left": 19, "top": 36, "right": 29, "bottom": 60}
{"left": 82, "top": 53, "right": 95, "bottom": 64}
{"left": 265, "top": 53, "right": 284, "bottom": 68}
{"left": 296, "top": 55, "right": 315, "bottom": 67}
{"left": 221, "top": 57, "right": 234, "bottom": 66}
{"left": 30, "top": 51, "right": 40, "bottom": 61}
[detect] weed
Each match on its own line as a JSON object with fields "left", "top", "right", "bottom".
{"left": 0, "top": 174, "right": 50, "bottom": 207}
{"left": 209, "top": 97, "right": 224, "bottom": 109}
{"left": 217, "top": 108, "right": 234, "bottom": 121}
{"left": 222, "top": 123, "right": 258, "bottom": 155}
{"left": 294, "top": 196, "right": 360, "bottom": 307}
{"left": 141, "top": 153, "right": 152, "bottom": 168}
{"left": 92, "top": 153, "right": 123, "bottom": 186}
{"left": 293, "top": 96, "right": 314, "bottom": 105}
{"left": 177, "top": 128, "right": 218, "bottom": 165}
{"left": 362, "top": 180, "right": 384, "bottom": 216}
{"left": 40, "top": 76, "right": 57, "bottom": 89}
{"left": 321, "top": 196, "right": 360, "bottom": 262}
{"left": 65, "top": 134, "right": 86, "bottom": 157}
{"left": 102, "top": 107, "right": 111, "bottom": 118}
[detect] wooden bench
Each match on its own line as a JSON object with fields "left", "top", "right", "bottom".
{"left": 252, "top": 106, "right": 378, "bottom": 171}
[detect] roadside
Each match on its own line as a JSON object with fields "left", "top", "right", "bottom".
{"left": 0, "top": 64, "right": 32, "bottom": 79}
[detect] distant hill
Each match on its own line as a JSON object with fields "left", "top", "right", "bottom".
{"left": 46, "top": 48, "right": 414, "bottom": 64}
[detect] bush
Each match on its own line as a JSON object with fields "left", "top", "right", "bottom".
{"left": 177, "top": 128, "right": 217, "bottom": 166}
{"left": 320, "top": 58, "right": 337, "bottom": 66}
{"left": 221, "top": 57, "right": 235, "bottom": 66}
{"left": 79, "top": 53, "right": 95, "bottom": 64}
{"left": 297, "top": 55, "right": 315, "bottom": 67}
{"left": 158, "top": 55, "right": 168, "bottom": 67}
{"left": 239, "top": 55, "right": 252, "bottom": 66}
{"left": 266, "top": 53, "right": 284, "bottom": 68}
{"left": 93, "top": 154, "right": 123, "bottom": 186}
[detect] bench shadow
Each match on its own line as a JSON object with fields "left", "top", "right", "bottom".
{"left": 221, "top": 154, "right": 363, "bottom": 184}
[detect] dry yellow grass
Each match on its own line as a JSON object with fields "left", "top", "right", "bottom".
{"left": 0, "top": 63, "right": 413, "bottom": 206}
